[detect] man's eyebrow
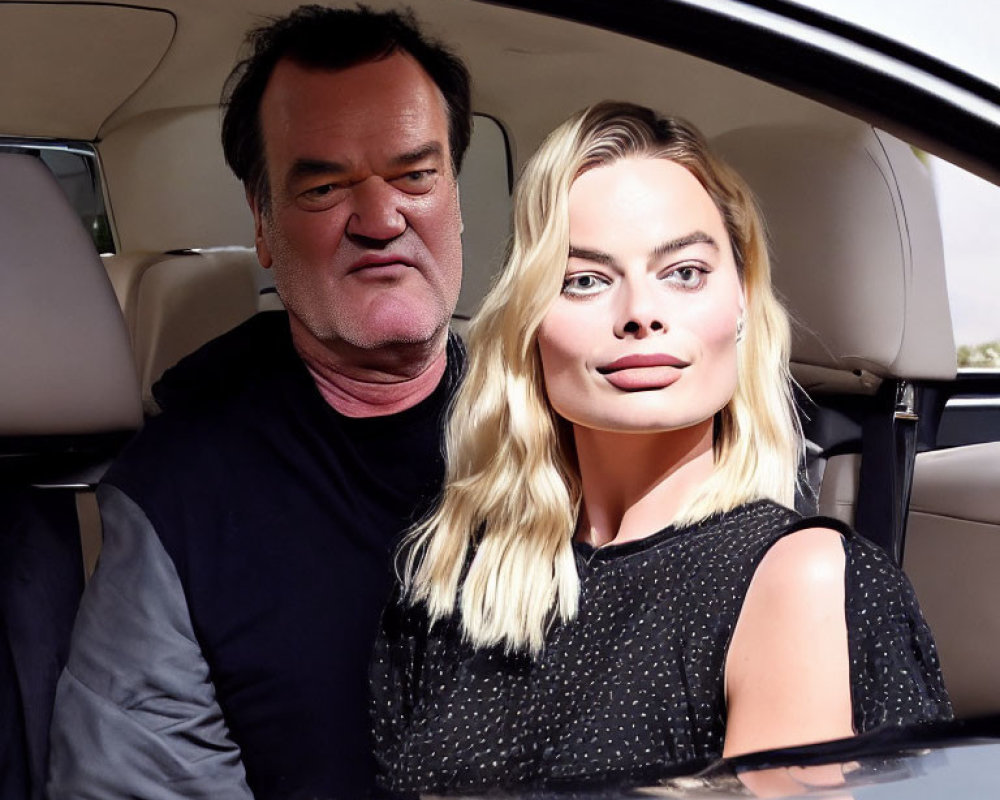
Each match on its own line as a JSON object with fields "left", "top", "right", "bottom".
{"left": 388, "top": 142, "right": 444, "bottom": 169}
{"left": 568, "top": 232, "right": 719, "bottom": 267}
{"left": 287, "top": 158, "right": 349, "bottom": 183}
{"left": 284, "top": 143, "right": 444, "bottom": 187}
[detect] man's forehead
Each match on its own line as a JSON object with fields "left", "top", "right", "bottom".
{"left": 259, "top": 54, "right": 450, "bottom": 162}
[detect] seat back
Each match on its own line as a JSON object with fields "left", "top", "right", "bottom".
{"left": 104, "top": 248, "right": 263, "bottom": 413}
{"left": 0, "top": 156, "right": 142, "bottom": 441}
{"left": 714, "top": 123, "right": 955, "bottom": 518}
{"left": 905, "top": 442, "right": 1000, "bottom": 716}
{"left": 0, "top": 153, "right": 141, "bottom": 799}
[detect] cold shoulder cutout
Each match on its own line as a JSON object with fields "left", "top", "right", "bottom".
{"left": 371, "top": 500, "right": 951, "bottom": 794}
{"left": 723, "top": 526, "right": 853, "bottom": 756}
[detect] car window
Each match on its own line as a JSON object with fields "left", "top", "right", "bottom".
{"left": 927, "top": 154, "right": 1000, "bottom": 446}
{"left": 933, "top": 155, "right": 1000, "bottom": 367}
{"left": 788, "top": 0, "right": 1000, "bottom": 90}
{"left": 0, "top": 140, "right": 113, "bottom": 254}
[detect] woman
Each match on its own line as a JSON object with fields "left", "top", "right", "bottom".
{"left": 371, "top": 102, "right": 951, "bottom": 794}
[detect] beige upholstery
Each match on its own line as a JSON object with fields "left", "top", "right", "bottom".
{"left": 0, "top": 154, "right": 142, "bottom": 436}
{"left": 714, "top": 123, "right": 958, "bottom": 542}
{"left": 104, "top": 248, "right": 264, "bottom": 413}
{"left": 0, "top": 3, "right": 173, "bottom": 139}
{"left": 905, "top": 442, "right": 1000, "bottom": 717}
{"left": 454, "top": 115, "right": 512, "bottom": 322}
{"left": 713, "top": 124, "right": 956, "bottom": 393}
{"left": 816, "top": 453, "right": 862, "bottom": 527}
{"left": 103, "top": 250, "right": 168, "bottom": 334}
{"left": 99, "top": 107, "right": 254, "bottom": 253}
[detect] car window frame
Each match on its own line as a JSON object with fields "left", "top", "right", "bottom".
{"left": 484, "top": 0, "right": 1000, "bottom": 183}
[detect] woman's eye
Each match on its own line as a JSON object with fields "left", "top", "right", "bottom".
{"left": 561, "top": 273, "right": 610, "bottom": 297}
{"left": 392, "top": 169, "right": 438, "bottom": 195}
{"left": 664, "top": 264, "right": 708, "bottom": 290}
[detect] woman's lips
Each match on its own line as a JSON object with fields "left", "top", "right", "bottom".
{"left": 599, "top": 353, "right": 688, "bottom": 371}
{"left": 597, "top": 353, "right": 688, "bottom": 391}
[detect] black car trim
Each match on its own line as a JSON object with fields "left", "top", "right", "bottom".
{"left": 742, "top": 0, "right": 1000, "bottom": 106}
{"left": 479, "top": 0, "right": 1000, "bottom": 180}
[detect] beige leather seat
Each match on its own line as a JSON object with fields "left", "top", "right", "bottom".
{"left": 103, "top": 247, "right": 265, "bottom": 413}
{"left": 713, "top": 123, "right": 955, "bottom": 391}
{"left": 905, "top": 442, "right": 1000, "bottom": 716}
{"left": 1, "top": 154, "right": 142, "bottom": 445}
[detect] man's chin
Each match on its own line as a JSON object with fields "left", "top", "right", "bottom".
{"left": 345, "top": 305, "right": 453, "bottom": 350}
{"left": 337, "top": 318, "right": 451, "bottom": 353}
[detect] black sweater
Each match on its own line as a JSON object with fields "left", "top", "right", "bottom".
{"left": 59, "top": 311, "right": 463, "bottom": 800}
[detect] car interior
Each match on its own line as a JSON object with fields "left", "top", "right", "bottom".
{"left": 1, "top": 0, "right": 998, "bottom": 788}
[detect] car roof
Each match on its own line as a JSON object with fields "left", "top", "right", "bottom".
{"left": 2, "top": 0, "right": 997, "bottom": 181}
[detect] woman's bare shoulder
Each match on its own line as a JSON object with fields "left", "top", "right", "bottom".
{"left": 752, "top": 526, "right": 847, "bottom": 596}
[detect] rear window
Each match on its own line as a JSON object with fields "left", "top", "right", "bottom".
{"left": 0, "top": 140, "right": 114, "bottom": 254}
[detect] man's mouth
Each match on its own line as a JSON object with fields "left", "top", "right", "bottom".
{"left": 348, "top": 256, "right": 416, "bottom": 276}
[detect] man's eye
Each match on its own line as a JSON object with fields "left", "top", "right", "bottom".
{"left": 297, "top": 183, "right": 348, "bottom": 210}
{"left": 561, "top": 273, "right": 610, "bottom": 297}
{"left": 392, "top": 169, "right": 438, "bottom": 195}
{"left": 664, "top": 264, "right": 708, "bottom": 290}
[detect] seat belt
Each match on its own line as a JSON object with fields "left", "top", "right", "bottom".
{"left": 854, "top": 380, "right": 918, "bottom": 567}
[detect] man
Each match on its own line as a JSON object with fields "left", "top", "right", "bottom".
{"left": 48, "top": 6, "right": 471, "bottom": 798}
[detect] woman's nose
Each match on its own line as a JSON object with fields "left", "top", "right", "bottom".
{"left": 614, "top": 283, "right": 666, "bottom": 338}
{"left": 345, "top": 176, "right": 407, "bottom": 245}
{"left": 621, "top": 319, "right": 664, "bottom": 336}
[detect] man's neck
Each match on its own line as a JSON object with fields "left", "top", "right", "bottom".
{"left": 291, "top": 322, "right": 449, "bottom": 419}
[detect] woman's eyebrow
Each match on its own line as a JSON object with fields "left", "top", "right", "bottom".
{"left": 651, "top": 231, "right": 719, "bottom": 259}
{"left": 567, "top": 245, "right": 615, "bottom": 266}
{"left": 568, "top": 231, "right": 718, "bottom": 267}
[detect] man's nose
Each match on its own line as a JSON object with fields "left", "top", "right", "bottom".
{"left": 614, "top": 282, "right": 666, "bottom": 339}
{"left": 345, "top": 176, "right": 407, "bottom": 246}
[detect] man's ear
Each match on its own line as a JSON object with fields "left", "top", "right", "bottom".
{"left": 247, "top": 188, "right": 273, "bottom": 269}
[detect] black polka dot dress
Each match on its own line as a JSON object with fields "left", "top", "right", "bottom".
{"left": 371, "top": 500, "right": 951, "bottom": 795}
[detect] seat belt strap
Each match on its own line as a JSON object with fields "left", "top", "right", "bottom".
{"left": 854, "top": 380, "right": 918, "bottom": 566}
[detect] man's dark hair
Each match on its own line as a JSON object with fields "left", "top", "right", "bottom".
{"left": 221, "top": 4, "right": 472, "bottom": 211}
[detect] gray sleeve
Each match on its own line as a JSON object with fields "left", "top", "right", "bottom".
{"left": 47, "top": 484, "right": 253, "bottom": 800}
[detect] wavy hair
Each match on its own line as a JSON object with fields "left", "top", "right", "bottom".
{"left": 404, "top": 101, "right": 800, "bottom": 655}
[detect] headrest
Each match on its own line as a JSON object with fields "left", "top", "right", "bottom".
{"left": 0, "top": 154, "right": 142, "bottom": 437}
{"left": 127, "top": 249, "right": 260, "bottom": 413}
{"left": 712, "top": 125, "right": 956, "bottom": 393}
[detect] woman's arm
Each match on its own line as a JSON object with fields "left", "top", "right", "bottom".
{"left": 723, "top": 527, "right": 854, "bottom": 757}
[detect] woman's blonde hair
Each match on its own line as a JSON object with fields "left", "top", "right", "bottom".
{"left": 404, "top": 101, "right": 800, "bottom": 655}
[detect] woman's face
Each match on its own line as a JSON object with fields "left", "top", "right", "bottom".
{"left": 537, "top": 156, "right": 745, "bottom": 434}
